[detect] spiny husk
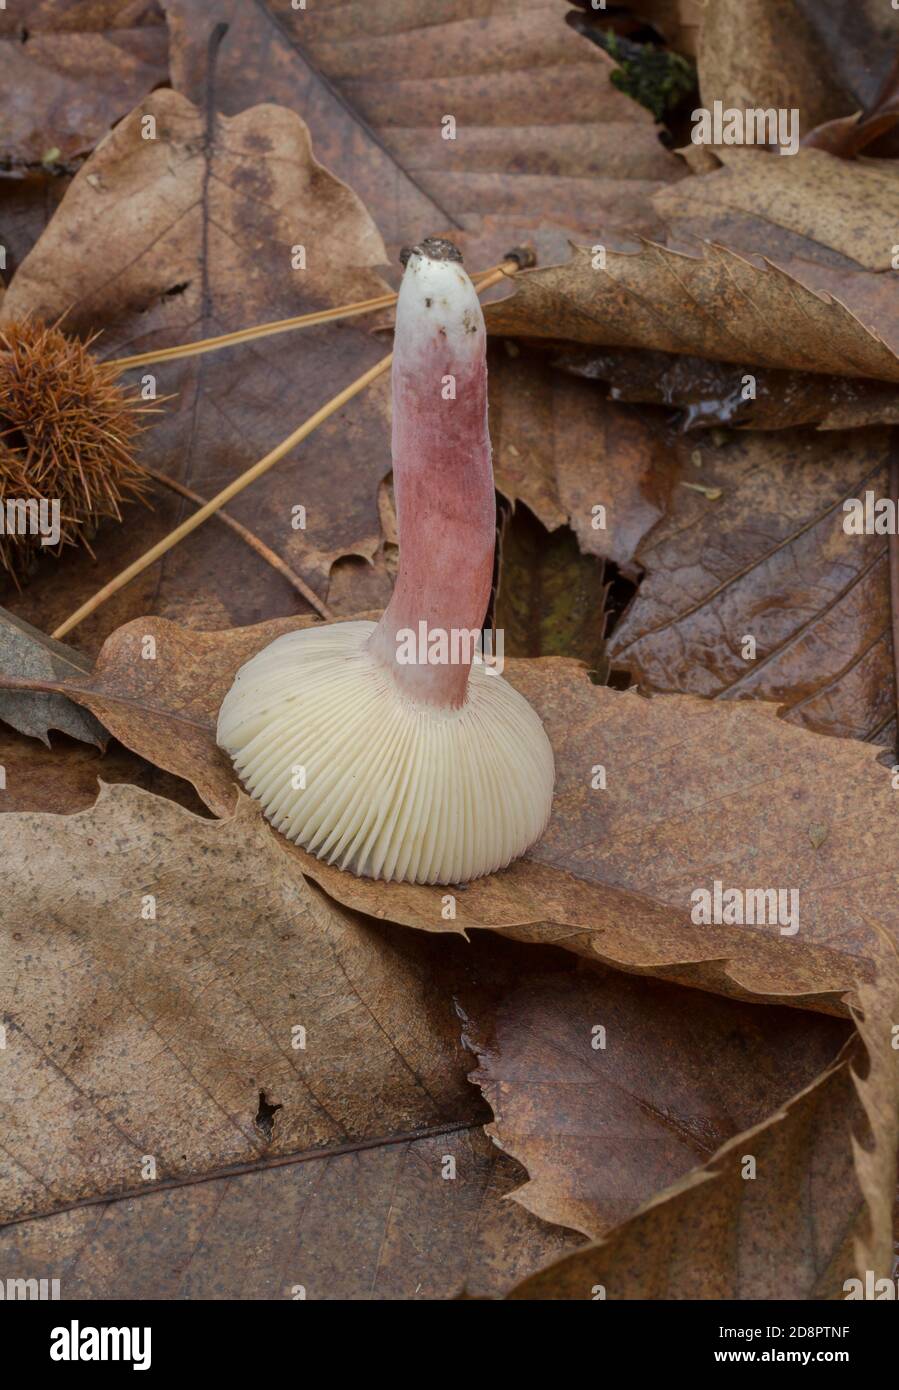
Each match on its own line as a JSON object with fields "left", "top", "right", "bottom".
{"left": 0, "top": 318, "right": 151, "bottom": 587}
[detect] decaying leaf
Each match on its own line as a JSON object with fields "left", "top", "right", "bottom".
{"left": 0, "top": 720, "right": 205, "bottom": 816}
{"left": 697, "top": 0, "right": 899, "bottom": 139}
{"left": 8, "top": 612, "right": 899, "bottom": 1012}
{"left": 163, "top": 0, "right": 687, "bottom": 274}
{"left": 652, "top": 148, "right": 899, "bottom": 357}
{"left": 657, "top": 147, "right": 899, "bottom": 274}
{"left": 606, "top": 425, "right": 899, "bottom": 746}
{"left": 489, "top": 345, "right": 671, "bottom": 573}
{"left": 555, "top": 344, "right": 899, "bottom": 431}
{"left": 0, "top": 782, "right": 489, "bottom": 1223}
{"left": 494, "top": 503, "right": 608, "bottom": 678}
{"left": 460, "top": 958, "right": 848, "bottom": 1238}
{"left": 485, "top": 240, "right": 899, "bottom": 383}
{"left": 0, "top": 1122, "right": 582, "bottom": 1300}
{"left": 0, "top": 0, "right": 169, "bottom": 168}
{"left": 1, "top": 87, "right": 392, "bottom": 645}
{"left": 498, "top": 940, "right": 899, "bottom": 1298}
{"left": 0, "top": 784, "right": 594, "bottom": 1295}
{"left": 0, "top": 605, "right": 106, "bottom": 748}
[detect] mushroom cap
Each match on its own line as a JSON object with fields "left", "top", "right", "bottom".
{"left": 217, "top": 620, "right": 554, "bottom": 884}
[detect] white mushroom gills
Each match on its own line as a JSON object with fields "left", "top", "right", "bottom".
{"left": 217, "top": 240, "right": 555, "bottom": 884}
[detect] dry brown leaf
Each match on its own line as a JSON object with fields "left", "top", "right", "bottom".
{"left": 1, "top": 87, "right": 391, "bottom": 647}
{"left": 607, "top": 425, "right": 899, "bottom": 746}
{"left": 0, "top": 782, "right": 492, "bottom": 1223}
{"left": 0, "top": 784, "right": 593, "bottom": 1295}
{"left": 652, "top": 148, "right": 899, "bottom": 359}
{"left": 499, "top": 941, "right": 899, "bottom": 1298}
{"left": 0, "top": 722, "right": 205, "bottom": 817}
{"left": 698, "top": 0, "right": 899, "bottom": 138}
{"left": 167, "top": 0, "right": 684, "bottom": 264}
{"left": 0, "top": 1123, "right": 581, "bottom": 1300}
{"left": 0, "top": 0, "right": 169, "bottom": 168}
{"left": 657, "top": 147, "right": 899, "bottom": 275}
{"left": 8, "top": 612, "right": 899, "bottom": 1013}
{"left": 489, "top": 346, "right": 671, "bottom": 573}
{"left": 460, "top": 958, "right": 848, "bottom": 1238}
{"left": 485, "top": 240, "right": 899, "bottom": 383}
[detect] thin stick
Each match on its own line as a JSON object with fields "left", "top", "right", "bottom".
{"left": 52, "top": 352, "right": 391, "bottom": 639}
{"left": 145, "top": 467, "right": 333, "bottom": 620}
{"left": 52, "top": 260, "right": 518, "bottom": 641}
{"left": 106, "top": 263, "right": 508, "bottom": 373}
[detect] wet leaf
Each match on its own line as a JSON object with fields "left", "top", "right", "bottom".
{"left": 555, "top": 345, "right": 899, "bottom": 431}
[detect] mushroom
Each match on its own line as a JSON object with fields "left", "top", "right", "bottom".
{"left": 217, "top": 238, "right": 554, "bottom": 884}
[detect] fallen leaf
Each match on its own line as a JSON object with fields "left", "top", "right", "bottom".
{"left": 164, "top": 0, "right": 445, "bottom": 255}
{"left": 485, "top": 240, "right": 899, "bottom": 383}
{"left": 460, "top": 958, "right": 848, "bottom": 1238}
{"left": 697, "top": 0, "right": 899, "bottom": 139}
{"left": 657, "top": 146, "right": 899, "bottom": 274}
{"left": 166, "top": 0, "right": 684, "bottom": 263}
{"left": 606, "top": 425, "right": 898, "bottom": 746}
{"left": 499, "top": 939, "right": 899, "bottom": 1297}
{"left": 494, "top": 502, "right": 608, "bottom": 679}
{"left": 0, "top": 168, "right": 71, "bottom": 285}
{"left": 488, "top": 345, "right": 672, "bottom": 573}
{"left": 0, "top": 723, "right": 206, "bottom": 816}
{"left": 0, "top": 1123, "right": 582, "bottom": 1300}
{"left": 555, "top": 344, "right": 899, "bottom": 430}
{"left": 0, "top": 0, "right": 169, "bottom": 168}
{"left": 0, "top": 605, "right": 106, "bottom": 748}
{"left": 652, "top": 147, "right": 899, "bottom": 358}
{"left": 1, "top": 88, "right": 392, "bottom": 647}
{"left": 11, "top": 612, "right": 899, "bottom": 1012}
{"left": 0, "top": 782, "right": 492, "bottom": 1223}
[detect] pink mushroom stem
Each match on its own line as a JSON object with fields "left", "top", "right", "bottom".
{"left": 366, "top": 239, "right": 495, "bottom": 708}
